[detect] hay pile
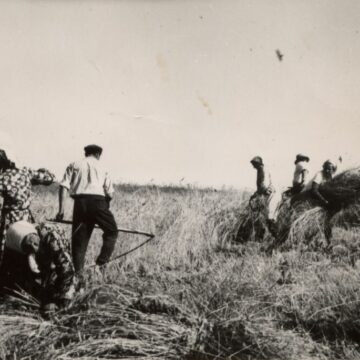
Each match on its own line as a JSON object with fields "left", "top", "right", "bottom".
{"left": 0, "top": 280, "right": 331, "bottom": 360}
{"left": 234, "top": 195, "right": 272, "bottom": 244}
{"left": 320, "top": 168, "right": 360, "bottom": 208}
{"left": 275, "top": 167, "right": 360, "bottom": 254}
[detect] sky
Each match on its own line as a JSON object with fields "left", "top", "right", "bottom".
{"left": 0, "top": 0, "right": 360, "bottom": 190}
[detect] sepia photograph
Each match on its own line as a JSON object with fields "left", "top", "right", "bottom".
{"left": 1, "top": 0, "right": 360, "bottom": 359}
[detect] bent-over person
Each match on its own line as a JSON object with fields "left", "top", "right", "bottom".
{"left": 0, "top": 221, "right": 76, "bottom": 310}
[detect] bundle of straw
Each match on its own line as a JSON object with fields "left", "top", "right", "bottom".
{"left": 0, "top": 285, "right": 196, "bottom": 360}
{"left": 320, "top": 168, "right": 360, "bottom": 208}
{"left": 234, "top": 195, "right": 271, "bottom": 243}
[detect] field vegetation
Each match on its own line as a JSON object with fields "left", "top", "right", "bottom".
{"left": 1, "top": 181, "right": 360, "bottom": 359}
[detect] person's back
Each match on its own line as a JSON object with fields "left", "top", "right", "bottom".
{"left": 62, "top": 156, "right": 113, "bottom": 198}
{"left": 57, "top": 144, "right": 118, "bottom": 276}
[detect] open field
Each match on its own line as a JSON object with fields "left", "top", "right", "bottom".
{"left": 1, "top": 183, "right": 360, "bottom": 359}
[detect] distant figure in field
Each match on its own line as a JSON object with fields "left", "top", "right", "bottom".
{"left": 0, "top": 149, "right": 55, "bottom": 265}
{"left": 302, "top": 160, "right": 337, "bottom": 207}
{"left": 0, "top": 221, "right": 76, "bottom": 312}
{"left": 292, "top": 154, "right": 310, "bottom": 194}
{"left": 250, "top": 156, "right": 274, "bottom": 200}
{"left": 56, "top": 144, "right": 118, "bottom": 277}
{"left": 249, "top": 156, "right": 277, "bottom": 238}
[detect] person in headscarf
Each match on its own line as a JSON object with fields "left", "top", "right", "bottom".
{"left": 0, "top": 149, "right": 55, "bottom": 265}
{"left": 0, "top": 221, "right": 76, "bottom": 310}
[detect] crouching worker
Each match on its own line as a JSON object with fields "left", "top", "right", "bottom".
{"left": 0, "top": 221, "right": 77, "bottom": 311}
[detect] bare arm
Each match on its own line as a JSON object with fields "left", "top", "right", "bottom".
{"left": 56, "top": 163, "right": 73, "bottom": 219}
{"left": 57, "top": 186, "right": 68, "bottom": 220}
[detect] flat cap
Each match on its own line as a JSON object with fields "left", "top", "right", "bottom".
{"left": 295, "top": 154, "right": 310, "bottom": 163}
{"left": 84, "top": 144, "right": 103, "bottom": 154}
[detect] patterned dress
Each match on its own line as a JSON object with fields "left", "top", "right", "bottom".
{"left": 0, "top": 222, "right": 77, "bottom": 306}
{"left": 37, "top": 223, "right": 77, "bottom": 304}
{"left": 0, "top": 167, "right": 55, "bottom": 263}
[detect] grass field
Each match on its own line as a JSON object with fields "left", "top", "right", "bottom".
{"left": 1, "top": 183, "right": 360, "bottom": 359}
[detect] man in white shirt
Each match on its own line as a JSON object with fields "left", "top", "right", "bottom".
{"left": 292, "top": 154, "right": 310, "bottom": 194}
{"left": 56, "top": 145, "right": 118, "bottom": 273}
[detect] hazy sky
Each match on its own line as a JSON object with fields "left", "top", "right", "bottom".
{"left": 1, "top": 0, "right": 360, "bottom": 189}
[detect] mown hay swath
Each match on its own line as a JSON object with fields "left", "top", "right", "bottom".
{"left": 0, "top": 285, "right": 195, "bottom": 360}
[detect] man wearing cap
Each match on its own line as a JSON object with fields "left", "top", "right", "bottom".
{"left": 0, "top": 221, "right": 76, "bottom": 310}
{"left": 291, "top": 154, "right": 310, "bottom": 194}
{"left": 0, "top": 149, "right": 55, "bottom": 265}
{"left": 56, "top": 144, "right": 118, "bottom": 274}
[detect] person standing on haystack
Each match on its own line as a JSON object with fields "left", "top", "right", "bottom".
{"left": 293, "top": 159, "right": 338, "bottom": 244}
{"left": 292, "top": 154, "right": 310, "bottom": 194}
{"left": 249, "top": 156, "right": 276, "bottom": 239}
{"left": 56, "top": 144, "right": 118, "bottom": 278}
{"left": 302, "top": 160, "right": 337, "bottom": 207}
{"left": 0, "top": 149, "right": 55, "bottom": 266}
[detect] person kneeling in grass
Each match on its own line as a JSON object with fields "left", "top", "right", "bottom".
{"left": 0, "top": 221, "right": 77, "bottom": 311}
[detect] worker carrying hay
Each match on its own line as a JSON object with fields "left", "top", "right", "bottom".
{"left": 0, "top": 149, "right": 55, "bottom": 266}
{"left": 235, "top": 156, "right": 276, "bottom": 242}
{"left": 56, "top": 144, "right": 118, "bottom": 279}
{"left": 0, "top": 221, "right": 77, "bottom": 311}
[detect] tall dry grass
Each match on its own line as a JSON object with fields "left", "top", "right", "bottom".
{"left": 1, "top": 183, "right": 360, "bottom": 359}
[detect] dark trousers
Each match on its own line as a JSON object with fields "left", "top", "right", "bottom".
{"left": 72, "top": 195, "right": 118, "bottom": 272}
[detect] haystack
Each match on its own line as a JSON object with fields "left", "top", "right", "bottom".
{"left": 234, "top": 195, "right": 272, "bottom": 243}
{"left": 276, "top": 167, "right": 360, "bottom": 253}
{"left": 320, "top": 167, "right": 360, "bottom": 208}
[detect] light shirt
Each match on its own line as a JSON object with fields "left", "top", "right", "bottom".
{"left": 6, "top": 220, "right": 37, "bottom": 254}
{"left": 293, "top": 161, "right": 309, "bottom": 185}
{"left": 60, "top": 156, "right": 114, "bottom": 198}
{"left": 303, "top": 170, "right": 329, "bottom": 192}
